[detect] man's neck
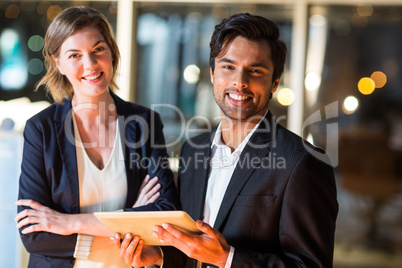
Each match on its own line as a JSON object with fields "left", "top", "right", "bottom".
{"left": 219, "top": 111, "right": 267, "bottom": 152}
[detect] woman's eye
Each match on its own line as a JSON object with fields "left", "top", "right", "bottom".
{"left": 94, "top": 47, "right": 105, "bottom": 52}
{"left": 69, "top": 54, "right": 79, "bottom": 59}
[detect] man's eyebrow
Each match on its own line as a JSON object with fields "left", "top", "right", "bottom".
{"left": 217, "top": 57, "right": 269, "bottom": 69}
{"left": 217, "top": 57, "right": 236, "bottom": 64}
{"left": 64, "top": 40, "right": 106, "bottom": 54}
{"left": 250, "top": 63, "right": 269, "bottom": 69}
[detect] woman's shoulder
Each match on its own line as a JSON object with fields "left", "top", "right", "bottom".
{"left": 112, "top": 93, "right": 160, "bottom": 119}
{"left": 27, "top": 101, "right": 69, "bottom": 126}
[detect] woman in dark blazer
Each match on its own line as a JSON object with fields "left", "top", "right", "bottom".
{"left": 15, "top": 7, "right": 179, "bottom": 268}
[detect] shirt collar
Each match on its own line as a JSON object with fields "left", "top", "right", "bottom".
{"left": 211, "top": 109, "right": 269, "bottom": 153}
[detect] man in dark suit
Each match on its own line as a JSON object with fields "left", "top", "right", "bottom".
{"left": 116, "top": 13, "right": 338, "bottom": 267}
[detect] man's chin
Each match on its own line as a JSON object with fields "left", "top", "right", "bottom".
{"left": 221, "top": 108, "right": 268, "bottom": 123}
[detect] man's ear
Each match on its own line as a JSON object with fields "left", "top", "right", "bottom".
{"left": 53, "top": 55, "right": 65, "bottom": 75}
{"left": 210, "top": 67, "right": 214, "bottom": 84}
{"left": 271, "top": 78, "right": 280, "bottom": 94}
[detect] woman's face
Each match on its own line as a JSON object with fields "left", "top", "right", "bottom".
{"left": 54, "top": 26, "right": 113, "bottom": 101}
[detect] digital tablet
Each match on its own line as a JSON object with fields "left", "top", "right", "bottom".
{"left": 94, "top": 211, "right": 201, "bottom": 245}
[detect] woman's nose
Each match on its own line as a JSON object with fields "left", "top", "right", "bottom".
{"left": 83, "top": 53, "right": 97, "bottom": 68}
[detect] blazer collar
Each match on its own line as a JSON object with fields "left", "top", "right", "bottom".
{"left": 190, "top": 129, "right": 215, "bottom": 221}
{"left": 52, "top": 91, "right": 138, "bottom": 210}
{"left": 191, "top": 111, "right": 277, "bottom": 225}
{"left": 52, "top": 98, "right": 80, "bottom": 212}
{"left": 212, "top": 111, "right": 277, "bottom": 230}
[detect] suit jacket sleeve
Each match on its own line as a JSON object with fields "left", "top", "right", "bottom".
{"left": 232, "top": 151, "right": 338, "bottom": 267}
{"left": 18, "top": 119, "right": 78, "bottom": 257}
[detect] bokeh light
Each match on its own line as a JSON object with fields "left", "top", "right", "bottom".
{"left": 47, "top": 5, "right": 62, "bottom": 20}
{"left": 343, "top": 96, "right": 359, "bottom": 114}
{"left": 27, "top": 58, "right": 44, "bottom": 75}
{"left": 183, "top": 64, "right": 200, "bottom": 84}
{"left": 0, "top": 29, "right": 28, "bottom": 90}
{"left": 277, "top": 88, "right": 295, "bottom": 106}
{"left": 0, "top": 29, "right": 19, "bottom": 53}
{"left": 304, "top": 72, "right": 321, "bottom": 91}
{"left": 370, "top": 71, "right": 387, "bottom": 88}
{"left": 310, "top": 14, "right": 326, "bottom": 26}
{"left": 357, "top": 4, "right": 373, "bottom": 17}
{"left": 358, "top": 77, "right": 375, "bottom": 95}
{"left": 28, "top": 35, "right": 44, "bottom": 52}
{"left": 5, "top": 4, "right": 21, "bottom": 19}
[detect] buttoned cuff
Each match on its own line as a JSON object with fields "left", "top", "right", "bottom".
{"left": 73, "top": 234, "right": 94, "bottom": 260}
{"left": 224, "top": 246, "right": 235, "bottom": 268}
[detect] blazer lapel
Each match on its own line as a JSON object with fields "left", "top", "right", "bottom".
{"left": 112, "top": 93, "right": 142, "bottom": 207}
{"left": 213, "top": 113, "right": 274, "bottom": 230}
{"left": 54, "top": 100, "right": 80, "bottom": 213}
{"left": 122, "top": 118, "right": 141, "bottom": 207}
{"left": 191, "top": 141, "right": 212, "bottom": 221}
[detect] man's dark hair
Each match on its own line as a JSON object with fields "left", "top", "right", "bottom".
{"left": 209, "top": 13, "right": 287, "bottom": 82}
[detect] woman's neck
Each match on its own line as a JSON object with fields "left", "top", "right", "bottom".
{"left": 71, "top": 91, "right": 117, "bottom": 124}
{"left": 72, "top": 91, "right": 116, "bottom": 120}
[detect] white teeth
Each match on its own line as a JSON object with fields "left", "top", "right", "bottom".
{"left": 84, "top": 73, "right": 101, "bottom": 81}
{"left": 228, "top": 93, "right": 249, "bottom": 101}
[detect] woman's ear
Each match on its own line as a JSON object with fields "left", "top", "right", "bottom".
{"left": 52, "top": 55, "right": 65, "bottom": 75}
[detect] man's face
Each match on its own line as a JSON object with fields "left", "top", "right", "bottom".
{"left": 211, "top": 36, "right": 279, "bottom": 122}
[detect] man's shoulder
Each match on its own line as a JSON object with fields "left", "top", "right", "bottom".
{"left": 111, "top": 91, "right": 161, "bottom": 120}
{"left": 181, "top": 130, "right": 214, "bottom": 153}
{"left": 188, "top": 130, "right": 213, "bottom": 143}
{"left": 275, "top": 124, "right": 332, "bottom": 166}
{"left": 115, "top": 97, "right": 153, "bottom": 116}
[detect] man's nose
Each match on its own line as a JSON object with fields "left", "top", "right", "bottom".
{"left": 232, "top": 70, "right": 248, "bottom": 89}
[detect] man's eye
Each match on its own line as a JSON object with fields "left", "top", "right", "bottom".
{"left": 223, "top": 65, "right": 234, "bottom": 70}
{"left": 249, "top": 69, "right": 265, "bottom": 75}
{"left": 250, "top": 69, "right": 263, "bottom": 74}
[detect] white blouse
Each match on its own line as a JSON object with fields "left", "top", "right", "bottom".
{"left": 72, "top": 116, "right": 130, "bottom": 268}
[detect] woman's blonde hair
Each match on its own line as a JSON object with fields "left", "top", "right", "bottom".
{"left": 35, "top": 6, "right": 120, "bottom": 102}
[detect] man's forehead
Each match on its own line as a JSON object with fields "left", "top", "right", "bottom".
{"left": 219, "top": 36, "right": 271, "bottom": 53}
{"left": 216, "top": 37, "right": 273, "bottom": 64}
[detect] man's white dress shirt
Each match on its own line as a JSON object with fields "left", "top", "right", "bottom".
{"left": 201, "top": 113, "right": 266, "bottom": 268}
